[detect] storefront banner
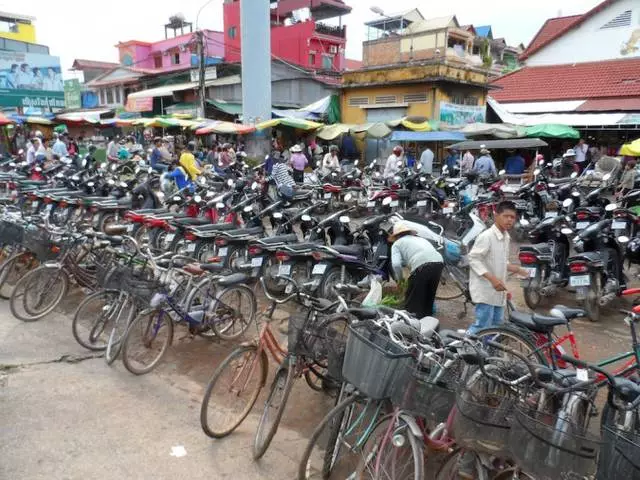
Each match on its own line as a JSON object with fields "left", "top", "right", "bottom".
{"left": 0, "top": 51, "right": 64, "bottom": 108}
{"left": 440, "top": 101, "right": 486, "bottom": 125}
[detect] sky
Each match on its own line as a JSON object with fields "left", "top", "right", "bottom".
{"left": 3, "top": 0, "right": 602, "bottom": 78}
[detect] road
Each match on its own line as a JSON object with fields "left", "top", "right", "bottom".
{"left": 1, "top": 274, "right": 638, "bottom": 479}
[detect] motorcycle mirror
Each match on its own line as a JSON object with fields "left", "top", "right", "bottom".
{"left": 562, "top": 198, "right": 573, "bottom": 208}
{"left": 243, "top": 206, "right": 253, "bottom": 213}
{"left": 619, "top": 236, "right": 630, "bottom": 243}
{"left": 420, "top": 176, "right": 426, "bottom": 182}
{"left": 107, "top": 179, "right": 115, "bottom": 185}
{"left": 215, "top": 202, "right": 224, "bottom": 209}
{"left": 194, "top": 195, "right": 202, "bottom": 203}
{"left": 273, "top": 212, "right": 283, "bottom": 219}
{"left": 382, "top": 196, "right": 392, "bottom": 206}
{"left": 534, "top": 168, "right": 541, "bottom": 176}
{"left": 520, "top": 218, "right": 530, "bottom": 226}
{"left": 72, "top": 175, "right": 80, "bottom": 181}
{"left": 87, "top": 181, "right": 95, "bottom": 187}
{"left": 605, "top": 203, "right": 617, "bottom": 211}
{"left": 603, "top": 173, "right": 612, "bottom": 181}
{"left": 81, "top": 158, "right": 87, "bottom": 168}
{"left": 498, "top": 169, "right": 506, "bottom": 175}
{"left": 572, "top": 191, "right": 580, "bottom": 197}
{"left": 344, "top": 193, "right": 353, "bottom": 202}
{"left": 173, "top": 196, "right": 181, "bottom": 201}
{"left": 251, "top": 181, "right": 258, "bottom": 191}
{"left": 301, "top": 214, "right": 312, "bottom": 222}
{"left": 339, "top": 215, "right": 350, "bottom": 224}
{"left": 571, "top": 172, "right": 578, "bottom": 179}
{"left": 561, "top": 228, "right": 573, "bottom": 235}
{"left": 120, "top": 181, "right": 127, "bottom": 188}
{"left": 9, "top": 162, "right": 15, "bottom": 167}
{"left": 227, "top": 179, "right": 234, "bottom": 187}
{"left": 206, "top": 191, "right": 215, "bottom": 198}
{"left": 374, "top": 172, "right": 381, "bottom": 178}
{"left": 538, "top": 159, "right": 545, "bottom": 166}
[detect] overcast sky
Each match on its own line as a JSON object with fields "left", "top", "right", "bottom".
{"left": 4, "top": 0, "right": 601, "bottom": 78}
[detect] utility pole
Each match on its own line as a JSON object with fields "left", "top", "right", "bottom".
{"left": 197, "top": 30, "right": 206, "bottom": 118}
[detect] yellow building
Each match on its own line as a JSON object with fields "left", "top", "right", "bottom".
{"left": 341, "top": 61, "right": 489, "bottom": 125}
{"left": 0, "top": 11, "right": 37, "bottom": 44}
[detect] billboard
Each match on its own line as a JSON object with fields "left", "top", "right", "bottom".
{"left": 64, "top": 79, "right": 82, "bottom": 109}
{"left": 0, "top": 51, "right": 65, "bottom": 108}
{"left": 439, "top": 101, "right": 486, "bottom": 125}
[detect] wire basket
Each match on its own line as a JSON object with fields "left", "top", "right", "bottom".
{"left": 122, "top": 268, "right": 161, "bottom": 306}
{"left": 597, "top": 424, "right": 640, "bottom": 480}
{"left": 0, "top": 219, "right": 24, "bottom": 245}
{"left": 391, "top": 357, "right": 462, "bottom": 429}
{"left": 22, "top": 226, "right": 57, "bottom": 261}
{"left": 452, "top": 370, "right": 517, "bottom": 457}
{"left": 287, "top": 314, "right": 336, "bottom": 360}
{"left": 341, "top": 322, "right": 412, "bottom": 400}
{"left": 509, "top": 402, "right": 601, "bottom": 480}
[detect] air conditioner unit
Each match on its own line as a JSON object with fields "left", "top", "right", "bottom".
{"left": 329, "top": 45, "right": 338, "bottom": 54}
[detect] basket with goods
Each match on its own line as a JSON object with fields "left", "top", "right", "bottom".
{"left": 341, "top": 321, "right": 412, "bottom": 400}
{"left": 597, "top": 423, "right": 640, "bottom": 480}
{"left": 509, "top": 401, "right": 602, "bottom": 480}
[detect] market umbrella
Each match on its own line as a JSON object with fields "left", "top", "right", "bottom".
{"left": 524, "top": 124, "right": 580, "bottom": 139}
{"left": 316, "top": 123, "right": 354, "bottom": 141}
{"left": 256, "top": 117, "right": 323, "bottom": 131}
{"left": 351, "top": 122, "right": 391, "bottom": 139}
{"left": 195, "top": 121, "right": 256, "bottom": 135}
{"left": 0, "top": 113, "right": 13, "bottom": 126}
{"left": 620, "top": 138, "right": 640, "bottom": 156}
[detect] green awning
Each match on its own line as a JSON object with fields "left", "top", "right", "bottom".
{"left": 207, "top": 99, "right": 243, "bottom": 115}
{"left": 524, "top": 124, "right": 580, "bottom": 139}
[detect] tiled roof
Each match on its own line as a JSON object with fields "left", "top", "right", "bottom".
{"left": 71, "top": 59, "right": 119, "bottom": 70}
{"left": 491, "top": 58, "right": 640, "bottom": 103}
{"left": 577, "top": 97, "right": 640, "bottom": 112}
{"left": 344, "top": 59, "right": 363, "bottom": 71}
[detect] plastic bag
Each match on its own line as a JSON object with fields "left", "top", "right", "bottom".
{"left": 362, "top": 276, "right": 383, "bottom": 306}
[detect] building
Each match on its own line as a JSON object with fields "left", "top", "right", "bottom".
{"left": 489, "top": 0, "right": 640, "bottom": 140}
{"left": 70, "top": 59, "right": 120, "bottom": 84}
{"left": 342, "top": 10, "right": 490, "bottom": 125}
{"left": 223, "top": 0, "right": 355, "bottom": 72}
{"left": 468, "top": 25, "right": 522, "bottom": 76}
{"left": 0, "top": 11, "right": 36, "bottom": 44}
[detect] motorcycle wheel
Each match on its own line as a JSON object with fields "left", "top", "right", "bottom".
{"left": 523, "top": 270, "right": 544, "bottom": 310}
{"left": 98, "top": 212, "right": 118, "bottom": 233}
{"left": 320, "top": 267, "right": 353, "bottom": 302}
{"left": 584, "top": 272, "right": 601, "bottom": 322}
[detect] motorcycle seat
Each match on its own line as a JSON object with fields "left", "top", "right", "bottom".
{"left": 217, "top": 272, "right": 250, "bottom": 287}
{"left": 362, "top": 215, "right": 387, "bottom": 229}
{"left": 549, "top": 305, "right": 586, "bottom": 321}
{"left": 292, "top": 190, "right": 313, "bottom": 201}
{"left": 220, "top": 226, "right": 263, "bottom": 239}
{"left": 395, "top": 189, "right": 411, "bottom": 199}
{"left": 284, "top": 243, "right": 318, "bottom": 253}
{"left": 509, "top": 310, "right": 567, "bottom": 334}
{"left": 188, "top": 223, "right": 237, "bottom": 233}
{"left": 173, "top": 217, "right": 210, "bottom": 227}
{"left": 331, "top": 244, "right": 365, "bottom": 258}
{"left": 348, "top": 308, "right": 379, "bottom": 320}
{"left": 254, "top": 234, "right": 298, "bottom": 246}
{"left": 520, "top": 243, "right": 552, "bottom": 256}
{"left": 134, "top": 208, "right": 168, "bottom": 215}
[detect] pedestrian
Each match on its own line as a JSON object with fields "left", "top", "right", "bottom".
{"left": 67, "top": 137, "right": 79, "bottom": 157}
{"left": 52, "top": 133, "right": 68, "bottom": 158}
{"left": 26, "top": 138, "right": 39, "bottom": 164}
{"left": 289, "top": 144, "right": 307, "bottom": 183}
{"left": 617, "top": 160, "right": 636, "bottom": 198}
{"left": 83, "top": 144, "right": 97, "bottom": 170}
{"left": 321, "top": 145, "right": 340, "bottom": 176}
{"left": 444, "top": 148, "right": 459, "bottom": 175}
{"left": 384, "top": 146, "right": 404, "bottom": 179}
{"left": 389, "top": 222, "right": 444, "bottom": 318}
{"left": 574, "top": 138, "right": 589, "bottom": 173}
{"left": 560, "top": 149, "right": 579, "bottom": 177}
{"left": 106, "top": 136, "right": 119, "bottom": 162}
{"left": 272, "top": 154, "right": 296, "bottom": 199}
{"left": 467, "top": 201, "right": 529, "bottom": 334}
{"left": 219, "top": 144, "right": 233, "bottom": 168}
{"left": 117, "top": 139, "right": 129, "bottom": 162}
{"left": 473, "top": 147, "right": 497, "bottom": 176}
{"left": 165, "top": 158, "right": 193, "bottom": 191}
{"left": 504, "top": 149, "right": 525, "bottom": 175}
{"left": 460, "top": 149, "right": 475, "bottom": 174}
{"left": 149, "top": 137, "right": 168, "bottom": 173}
{"left": 419, "top": 145, "right": 434, "bottom": 175}
{"left": 179, "top": 141, "right": 202, "bottom": 181}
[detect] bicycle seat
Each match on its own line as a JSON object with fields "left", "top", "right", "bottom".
{"left": 509, "top": 310, "right": 566, "bottom": 334}
{"left": 536, "top": 367, "right": 586, "bottom": 387}
{"left": 549, "top": 305, "right": 586, "bottom": 321}
{"left": 217, "top": 273, "right": 250, "bottom": 287}
{"left": 311, "top": 297, "right": 335, "bottom": 312}
{"left": 613, "top": 377, "right": 640, "bottom": 403}
{"left": 348, "top": 308, "right": 379, "bottom": 320}
{"left": 331, "top": 244, "right": 364, "bottom": 258}
{"left": 254, "top": 234, "right": 298, "bottom": 246}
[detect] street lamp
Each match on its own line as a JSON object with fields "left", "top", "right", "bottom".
{"left": 370, "top": 6, "right": 385, "bottom": 16}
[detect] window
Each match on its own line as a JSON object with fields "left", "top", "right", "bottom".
{"left": 348, "top": 96, "right": 369, "bottom": 107}
{"left": 309, "top": 52, "right": 316, "bottom": 66}
{"left": 106, "top": 88, "right": 114, "bottom": 104}
{"left": 464, "top": 96, "right": 479, "bottom": 106}
{"left": 154, "top": 55, "right": 162, "bottom": 68}
{"left": 4, "top": 38, "right": 26, "bottom": 52}
{"left": 450, "top": 95, "right": 465, "bottom": 105}
{"left": 375, "top": 95, "right": 397, "bottom": 105}
{"left": 403, "top": 93, "right": 428, "bottom": 103}
{"left": 99, "top": 89, "right": 105, "bottom": 105}
{"left": 0, "top": 19, "right": 18, "bottom": 33}
{"left": 601, "top": 10, "right": 631, "bottom": 29}
{"left": 228, "top": 26, "right": 237, "bottom": 39}
{"left": 173, "top": 52, "right": 180, "bottom": 65}
{"left": 322, "top": 55, "right": 333, "bottom": 70}
{"left": 115, "top": 88, "right": 121, "bottom": 104}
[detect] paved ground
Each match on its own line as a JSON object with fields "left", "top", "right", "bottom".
{"left": 1, "top": 273, "right": 638, "bottom": 479}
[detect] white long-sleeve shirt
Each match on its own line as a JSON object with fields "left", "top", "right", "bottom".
{"left": 321, "top": 153, "right": 340, "bottom": 176}
{"left": 391, "top": 234, "right": 443, "bottom": 280}
{"left": 468, "top": 225, "right": 510, "bottom": 306}
{"left": 384, "top": 154, "right": 402, "bottom": 178}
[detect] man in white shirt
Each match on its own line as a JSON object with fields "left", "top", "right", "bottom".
{"left": 419, "top": 147, "right": 434, "bottom": 175}
{"left": 574, "top": 138, "right": 589, "bottom": 172}
{"left": 461, "top": 150, "right": 475, "bottom": 173}
{"left": 467, "top": 200, "right": 528, "bottom": 333}
{"left": 26, "top": 138, "right": 40, "bottom": 164}
{"left": 383, "top": 146, "right": 404, "bottom": 179}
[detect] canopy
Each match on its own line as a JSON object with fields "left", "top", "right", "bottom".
{"left": 456, "top": 122, "right": 523, "bottom": 139}
{"left": 8, "top": 114, "right": 53, "bottom": 125}
{"left": 390, "top": 131, "right": 466, "bottom": 142}
{"left": 524, "top": 124, "right": 580, "bottom": 139}
{"left": 99, "top": 118, "right": 137, "bottom": 127}
{"left": 620, "top": 139, "right": 640, "bottom": 157}
{"left": 351, "top": 122, "right": 392, "bottom": 139}
{"left": 195, "top": 121, "right": 256, "bottom": 135}
{"left": 207, "top": 99, "right": 243, "bottom": 116}
{"left": 256, "top": 117, "right": 323, "bottom": 131}
{"left": 448, "top": 138, "right": 548, "bottom": 150}
{"left": 386, "top": 117, "right": 435, "bottom": 132}
{"left": 399, "top": 118, "right": 432, "bottom": 132}
{"left": 316, "top": 123, "right": 355, "bottom": 141}
{"left": 0, "top": 113, "right": 13, "bottom": 126}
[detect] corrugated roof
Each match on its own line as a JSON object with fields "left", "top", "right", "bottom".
{"left": 491, "top": 58, "right": 640, "bottom": 103}
{"left": 72, "top": 59, "right": 120, "bottom": 71}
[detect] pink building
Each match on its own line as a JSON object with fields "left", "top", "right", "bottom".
{"left": 116, "top": 29, "right": 224, "bottom": 72}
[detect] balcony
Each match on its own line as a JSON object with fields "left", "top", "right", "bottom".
{"left": 315, "top": 22, "right": 345, "bottom": 38}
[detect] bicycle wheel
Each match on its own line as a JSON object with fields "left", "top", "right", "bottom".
{"left": 298, "top": 392, "right": 383, "bottom": 480}
{"left": 184, "top": 276, "right": 218, "bottom": 339}
{"left": 105, "top": 292, "right": 137, "bottom": 365}
{"left": 10, "top": 265, "right": 68, "bottom": 322}
{"left": 72, "top": 290, "right": 133, "bottom": 351}
{"left": 355, "top": 414, "right": 424, "bottom": 479}
{"left": 475, "top": 326, "right": 547, "bottom": 365}
{"left": 435, "top": 448, "right": 473, "bottom": 480}
{"left": 121, "top": 309, "right": 174, "bottom": 375}
{"left": 0, "top": 252, "right": 38, "bottom": 299}
{"left": 200, "top": 344, "right": 268, "bottom": 438}
{"left": 210, "top": 285, "right": 257, "bottom": 341}
{"left": 253, "top": 359, "right": 295, "bottom": 460}
{"left": 435, "top": 265, "right": 464, "bottom": 300}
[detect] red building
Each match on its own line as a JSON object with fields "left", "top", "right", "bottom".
{"left": 223, "top": 0, "right": 353, "bottom": 72}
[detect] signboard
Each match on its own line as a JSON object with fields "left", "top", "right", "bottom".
{"left": 125, "top": 96, "right": 153, "bottom": 113}
{"left": 439, "top": 101, "right": 486, "bottom": 125}
{"left": 63, "top": 79, "right": 81, "bottom": 109}
{"left": 190, "top": 66, "right": 217, "bottom": 83}
{"left": 0, "top": 51, "right": 64, "bottom": 108}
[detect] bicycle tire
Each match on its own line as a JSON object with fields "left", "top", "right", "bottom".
{"left": 475, "top": 325, "right": 548, "bottom": 366}
{"left": 121, "top": 308, "right": 174, "bottom": 375}
{"left": 435, "top": 265, "right": 465, "bottom": 300}
{"left": 253, "top": 359, "right": 295, "bottom": 460}
{"left": 210, "top": 284, "right": 257, "bottom": 341}
{"left": 0, "top": 252, "right": 37, "bottom": 299}
{"left": 10, "top": 265, "right": 68, "bottom": 322}
{"left": 355, "top": 414, "right": 424, "bottom": 479}
{"left": 435, "top": 447, "right": 468, "bottom": 480}
{"left": 72, "top": 290, "right": 129, "bottom": 351}
{"left": 105, "top": 292, "right": 137, "bottom": 365}
{"left": 200, "top": 344, "right": 268, "bottom": 438}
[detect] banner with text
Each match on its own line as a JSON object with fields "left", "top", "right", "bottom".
{"left": 64, "top": 79, "right": 82, "bottom": 109}
{"left": 439, "top": 101, "right": 486, "bottom": 125}
{"left": 0, "top": 51, "right": 64, "bottom": 108}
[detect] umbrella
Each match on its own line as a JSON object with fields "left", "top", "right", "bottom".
{"left": 195, "top": 121, "right": 256, "bottom": 135}
{"left": 0, "top": 113, "right": 13, "bottom": 126}
{"left": 620, "top": 138, "right": 640, "bottom": 157}
{"left": 316, "top": 123, "right": 354, "bottom": 141}
{"left": 256, "top": 117, "right": 323, "bottom": 131}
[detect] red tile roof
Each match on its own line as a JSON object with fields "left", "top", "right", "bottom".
{"left": 577, "top": 98, "right": 640, "bottom": 112}
{"left": 71, "top": 59, "right": 120, "bottom": 70}
{"left": 344, "top": 58, "right": 363, "bottom": 71}
{"left": 520, "top": 0, "right": 616, "bottom": 60}
{"left": 491, "top": 58, "right": 640, "bottom": 103}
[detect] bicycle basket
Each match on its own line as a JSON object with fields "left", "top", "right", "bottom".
{"left": 452, "top": 370, "right": 517, "bottom": 457}
{"left": 391, "top": 357, "right": 463, "bottom": 429}
{"left": 123, "top": 268, "right": 161, "bottom": 306}
{"left": 509, "top": 402, "right": 601, "bottom": 480}
{"left": 341, "top": 322, "right": 412, "bottom": 400}
{"left": 597, "top": 424, "right": 640, "bottom": 479}
{"left": 22, "top": 227, "right": 57, "bottom": 261}
{"left": 287, "top": 313, "right": 329, "bottom": 360}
